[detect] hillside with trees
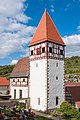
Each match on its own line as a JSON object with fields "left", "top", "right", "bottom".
{"left": 0, "top": 65, "right": 14, "bottom": 80}
{"left": 65, "top": 56, "right": 80, "bottom": 74}
{"left": 0, "top": 56, "right": 80, "bottom": 80}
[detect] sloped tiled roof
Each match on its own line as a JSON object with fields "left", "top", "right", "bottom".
{"left": 0, "top": 77, "right": 9, "bottom": 86}
{"left": 10, "top": 57, "right": 29, "bottom": 77}
{"left": 29, "top": 10, "right": 65, "bottom": 46}
{"left": 65, "top": 82, "right": 80, "bottom": 102}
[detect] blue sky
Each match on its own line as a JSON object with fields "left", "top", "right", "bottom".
{"left": 0, "top": 0, "right": 80, "bottom": 65}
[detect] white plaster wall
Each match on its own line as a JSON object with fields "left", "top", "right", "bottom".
{"left": 10, "top": 78, "right": 28, "bottom": 99}
{"left": 30, "top": 59, "right": 47, "bottom": 111}
{"left": 48, "top": 59, "right": 65, "bottom": 109}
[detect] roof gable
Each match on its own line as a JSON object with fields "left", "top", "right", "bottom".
{"left": 29, "top": 10, "right": 65, "bottom": 46}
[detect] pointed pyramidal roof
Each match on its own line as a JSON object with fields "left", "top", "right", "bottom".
{"left": 29, "top": 10, "right": 65, "bottom": 46}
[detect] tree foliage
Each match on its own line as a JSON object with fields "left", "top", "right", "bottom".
{"left": 51, "top": 101, "right": 80, "bottom": 120}
{"left": 65, "top": 56, "right": 80, "bottom": 74}
{"left": 0, "top": 65, "right": 15, "bottom": 80}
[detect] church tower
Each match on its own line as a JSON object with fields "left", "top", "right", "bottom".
{"left": 29, "top": 10, "right": 65, "bottom": 111}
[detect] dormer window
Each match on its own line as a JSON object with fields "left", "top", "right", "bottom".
{"left": 49, "top": 47, "right": 52, "bottom": 53}
{"left": 31, "top": 50, "right": 33, "bottom": 55}
{"left": 37, "top": 48, "right": 41, "bottom": 55}
{"left": 42, "top": 47, "right": 45, "bottom": 53}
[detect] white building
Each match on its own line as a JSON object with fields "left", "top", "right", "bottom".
{"left": 10, "top": 57, "right": 29, "bottom": 103}
{"left": 10, "top": 10, "right": 65, "bottom": 111}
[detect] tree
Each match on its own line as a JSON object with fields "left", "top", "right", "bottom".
{"left": 51, "top": 101, "right": 80, "bottom": 120}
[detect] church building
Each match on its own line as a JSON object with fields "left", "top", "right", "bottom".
{"left": 10, "top": 10, "right": 65, "bottom": 111}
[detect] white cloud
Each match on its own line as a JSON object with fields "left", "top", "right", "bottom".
{"left": 64, "top": 3, "right": 71, "bottom": 11}
{"left": 77, "top": 25, "right": 80, "bottom": 32}
{"left": 10, "top": 59, "right": 18, "bottom": 65}
{"left": 50, "top": 5, "right": 55, "bottom": 13}
{"left": 63, "top": 34, "right": 80, "bottom": 57}
{"left": 63, "top": 34, "right": 80, "bottom": 45}
{"left": 0, "top": 0, "right": 36, "bottom": 58}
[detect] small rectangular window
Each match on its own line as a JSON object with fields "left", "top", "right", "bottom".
{"left": 49, "top": 47, "right": 52, "bottom": 53}
{"left": 56, "top": 96, "right": 58, "bottom": 105}
{"left": 31, "top": 50, "right": 33, "bottom": 55}
{"left": 60, "top": 50, "right": 63, "bottom": 55}
{"left": 36, "top": 63, "right": 38, "bottom": 67}
{"left": 56, "top": 76, "right": 58, "bottom": 80}
{"left": 38, "top": 98, "right": 40, "bottom": 105}
{"left": 42, "top": 47, "right": 45, "bottom": 53}
{"left": 37, "top": 48, "right": 41, "bottom": 55}
{"left": 56, "top": 63, "right": 58, "bottom": 67}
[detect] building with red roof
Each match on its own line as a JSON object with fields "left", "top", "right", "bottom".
{"left": 0, "top": 77, "right": 10, "bottom": 94}
{"left": 65, "top": 82, "right": 80, "bottom": 110}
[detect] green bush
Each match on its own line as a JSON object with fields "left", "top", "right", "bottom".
{"left": 51, "top": 101, "right": 80, "bottom": 120}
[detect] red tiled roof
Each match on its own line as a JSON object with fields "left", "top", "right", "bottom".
{"left": 10, "top": 57, "right": 29, "bottom": 77}
{"left": 29, "top": 10, "right": 65, "bottom": 46}
{"left": 0, "top": 77, "right": 9, "bottom": 86}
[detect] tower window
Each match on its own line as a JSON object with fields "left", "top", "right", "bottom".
{"left": 37, "top": 48, "right": 41, "bottom": 55}
{"left": 56, "top": 63, "right": 58, "bottom": 67}
{"left": 60, "top": 50, "right": 63, "bottom": 55}
{"left": 20, "top": 90, "right": 22, "bottom": 99}
{"left": 56, "top": 76, "right": 58, "bottom": 80}
{"left": 49, "top": 47, "right": 52, "bottom": 53}
{"left": 56, "top": 96, "right": 58, "bottom": 105}
{"left": 31, "top": 50, "right": 33, "bottom": 55}
{"left": 38, "top": 98, "right": 40, "bottom": 105}
{"left": 42, "top": 47, "right": 45, "bottom": 53}
{"left": 36, "top": 63, "right": 38, "bottom": 67}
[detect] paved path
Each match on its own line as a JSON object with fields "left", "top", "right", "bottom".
{"left": 33, "top": 110, "right": 65, "bottom": 120}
